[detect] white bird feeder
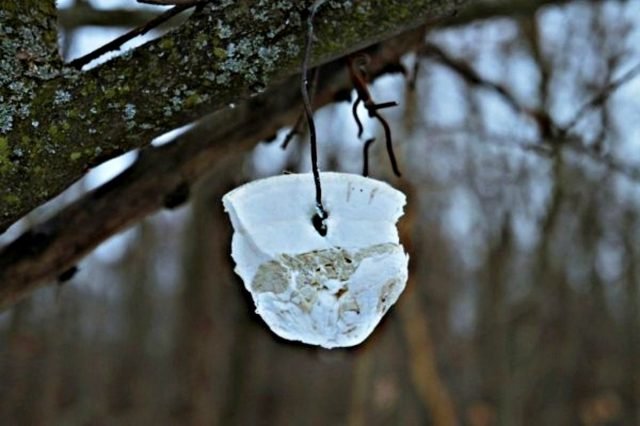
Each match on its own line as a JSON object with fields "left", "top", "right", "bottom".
{"left": 222, "top": 172, "right": 408, "bottom": 348}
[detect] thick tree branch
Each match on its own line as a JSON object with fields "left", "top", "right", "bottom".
{"left": 0, "top": 0, "right": 458, "bottom": 233}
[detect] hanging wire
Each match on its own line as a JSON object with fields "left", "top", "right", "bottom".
{"left": 282, "top": 67, "right": 319, "bottom": 150}
{"left": 348, "top": 55, "right": 402, "bottom": 177}
{"left": 301, "top": 0, "right": 329, "bottom": 236}
{"left": 362, "top": 138, "right": 375, "bottom": 177}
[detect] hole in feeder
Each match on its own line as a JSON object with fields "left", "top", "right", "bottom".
{"left": 312, "top": 212, "right": 328, "bottom": 236}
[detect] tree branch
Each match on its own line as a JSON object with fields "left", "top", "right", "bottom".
{"left": 0, "top": 0, "right": 458, "bottom": 233}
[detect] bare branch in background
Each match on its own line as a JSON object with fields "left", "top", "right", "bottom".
{"left": 68, "top": 4, "right": 197, "bottom": 69}
{"left": 420, "top": 39, "right": 640, "bottom": 175}
{"left": 419, "top": 41, "right": 558, "bottom": 138}
{"left": 560, "top": 61, "right": 640, "bottom": 134}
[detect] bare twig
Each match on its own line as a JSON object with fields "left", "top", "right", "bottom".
{"left": 420, "top": 41, "right": 562, "bottom": 138}
{"left": 68, "top": 3, "right": 198, "bottom": 69}
{"left": 560, "top": 61, "right": 640, "bottom": 134}
{"left": 280, "top": 112, "right": 305, "bottom": 150}
{"left": 408, "top": 58, "right": 421, "bottom": 90}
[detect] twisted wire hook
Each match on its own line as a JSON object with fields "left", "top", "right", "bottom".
{"left": 348, "top": 54, "right": 402, "bottom": 177}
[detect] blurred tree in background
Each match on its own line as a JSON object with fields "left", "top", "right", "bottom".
{"left": 1, "top": 0, "right": 640, "bottom": 425}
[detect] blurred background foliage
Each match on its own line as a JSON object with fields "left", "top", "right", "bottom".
{"left": 1, "top": 0, "right": 640, "bottom": 424}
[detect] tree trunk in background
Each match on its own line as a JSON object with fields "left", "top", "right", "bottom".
{"left": 173, "top": 163, "right": 241, "bottom": 424}
{"left": 111, "top": 222, "right": 155, "bottom": 422}
{"left": 624, "top": 213, "right": 640, "bottom": 424}
{"left": 475, "top": 222, "right": 511, "bottom": 424}
{"left": 398, "top": 182, "right": 459, "bottom": 426}
{"left": 31, "top": 298, "right": 64, "bottom": 426}
{"left": 0, "top": 300, "right": 34, "bottom": 423}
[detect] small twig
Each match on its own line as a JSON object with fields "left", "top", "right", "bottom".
{"left": 68, "top": 3, "right": 198, "bottom": 69}
{"left": 348, "top": 54, "right": 402, "bottom": 177}
{"left": 373, "top": 101, "right": 398, "bottom": 110}
{"left": 280, "top": 113, "right": 305, "bottom": 149}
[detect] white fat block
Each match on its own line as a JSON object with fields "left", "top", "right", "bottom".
{"left": 222, "top": 172, "right": 408, "bottom": 349}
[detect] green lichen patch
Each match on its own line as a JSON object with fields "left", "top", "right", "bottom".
{"left": 2, "top": 193, "right": 20, "bottom": 206}
{"left": 0, "top": 136, "right": 11, "bottom": 173}
{"left": 0, "top": 1, "right": 62, "bottom": 139}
